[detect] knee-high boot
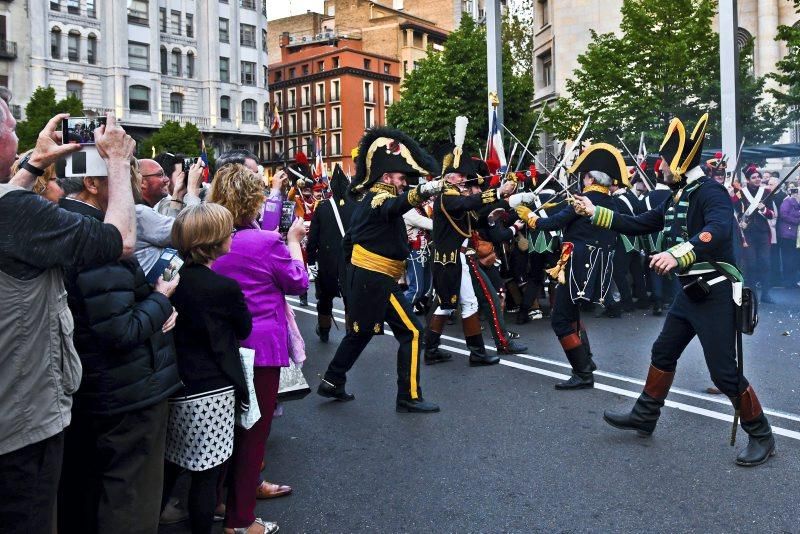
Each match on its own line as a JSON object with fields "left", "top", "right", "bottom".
{"left": 603, "top": 365, "right": 674, "bottom": 434}
{"left": 732, "top": 385, "right": 776, "bottom": 466}
{"left": 316, "top": 314, "right": 332, "bottom": 342}
{"left": 462, "top": 313, "right": 499, "bottom": 366}
{"left": 554, "top": 332, "right": 595, "bottom": 390}
{"left": 572, "top": 321, "right": 596, "bottom": 371}
{"left": 424, "top": 314, "right": 452, "bottom": 365}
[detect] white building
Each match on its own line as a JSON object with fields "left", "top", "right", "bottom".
{"left": 4, "top": 0, "right": 271, "bottom": 156}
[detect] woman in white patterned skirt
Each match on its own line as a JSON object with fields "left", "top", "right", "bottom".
{"left": 163, "top": 204, "right": 255, "bottom": 534}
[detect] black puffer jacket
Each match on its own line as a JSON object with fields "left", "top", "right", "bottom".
{"left": 61, "top": 199, "right": 182, "bottom": 415}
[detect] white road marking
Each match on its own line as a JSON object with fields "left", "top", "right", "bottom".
{"left": 289, "top": 301, "right": 800, "bottom": 440}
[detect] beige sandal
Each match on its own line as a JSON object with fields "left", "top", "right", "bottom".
{"left": 224, "top": 518, "right": 279, "bottom": 534}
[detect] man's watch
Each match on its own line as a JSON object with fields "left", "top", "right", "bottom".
{"left": 20, "top": 153, "right": 45, "bottom": 177}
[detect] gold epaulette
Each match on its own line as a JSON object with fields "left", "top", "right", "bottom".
{"left": 443, "top": 183, "right": 460, "bottom": 196}
{"left": 481, "top": 190, "right": 498, "bottom": 204}
{"left": 369, "top": 182, "right": 397, "bottom": 209}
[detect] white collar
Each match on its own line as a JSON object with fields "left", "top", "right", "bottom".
{"left": 685, "top": 166, "right": 705, "bottom": 183}
{"left": 655, "top": 183, "right": 670, "bottom": 191}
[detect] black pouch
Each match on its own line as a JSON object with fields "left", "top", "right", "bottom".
{"left": 739, "top": 287, "right": 759, "bottom": 335}
{"left": 682, "top": 277, "right": 711, "bottom": 302}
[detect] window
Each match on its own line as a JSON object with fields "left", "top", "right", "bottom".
{"left": 538, "top": 0, "right": 549, "bottom": 27}
{"left": 240, "top": 0, "right": 256, "bottom": 9}
{"left": 66, "top": 81, "right": 82, "bottom": 100}
{"left": 220, "top": 96, "right": 231, "bottom": 120}
{"left": 171, "top": 10, "right": 181, "bottom": 35}
{"left": 242, "top": 99, "right": 257, "bottom": 124}
{"left": 159, "top": 7, "right": 167, "bottom": 32}
{"left": 129, "top": 85, "right": 150, "bottom": 112}
{"left": 289, "top": 138, "right": 297, "bottom": 157}
{"left": 403, "top": 60, "right": 408, "bottom": 73}
{"left": 331, "top": 80, "right": 340, "bottom": 101}
{"left": 289, "top": 113, "right": 297, "bottom": 134}
{"left": 67, "top": 31, "right": 80, "bottom": 62}
{"left": 262, "top": 66, "right": 268, "bottom": 87}
{"left": 538, "top": 50, "right": 552, "bottom": 88}
{"left": 301, "top": 85, "right": 310, "bottom": 106}
{"left": 240, "top": 24, "right": 256, "bottom": 48}
{"left": 170, "top": 93, "right": 183, "bottom": 114}
{"left": 219, "top": 57, "right": 230, "bottom": 82}
{"left": 275, "top": 140, "right": 284, "bottom": 159}
{"left": 87, "top": 34, "right": 97, "bottom": 65}
{"left": 241, "top": 61, "right": 256, "bottom": 85}
{"left": 301, "top": 111, "right": 310, "bottom": 132}
{"left": 127, "top": 0, "right": 149, "bottom": 25}
{"left": 262, "top": 29, "right": 268, "bottom": 51}
{"left": 87, "top": 0, "right": 96, "bottom": 17}
{"left": 288, "top": 67, "right": 295, "bottom": 78}
{"left": 186, "top": 14, "right": 194, "bottom": 38}
{"left": 302, "top": 64, "right": 309, "bottom": 76}
{"left": 365, "top": 107, "right": 374, "bottom": 129}
{"left": 51, "top": 27, "right": 61, "bottom": 59}
{"left": 383, "top": 63, "right": 391, "bottom": 74}
{"left": 274, "top": 91, "right": 283, "bottom": 110}
{"left": 332, "top": 133, "right": 341, "bottom": 155}
{"left": 364, "top": 81, "right": 373, "bottom": 103}
{"left": 67, "top": 0, "right": 80, "bottom": 14}
{"left": 384, "top": 84, "right": 393, "bottom": 105}
{"left": 331, "top": 106, "right": 341, "bottom": 128}
{"left": 287, "top": 88, "right": 296, "bottom": 109}
{"left": 219, "top": 18, "right": 229, "bottom": 43}
{"left": 186, "top": 52, "right": 195, "bottom": 78}
{"left": 332, "top": 56, "right": 339, "bottom": 68}
{"left": 50, "top": 1, "right": 60, "bottom": 11}
{"left": 170, "top": 49, "right": 182, "bottom": 76}
{"left": 315, "top": 82, "right": 325, "bottom": 104}
{"left": 160, "top": 46, "right": 167, "bottom": 74}
{"left": 316, "top": 108, "right": 326, "bottom": 129}
{"left": 363, "top": 58, "right": 371, "bottom": 70}
{"left": 317, "top": 60, "right": 325, "bottom": 72}
{"left": 128, "top": 41, "right": 149, "bottom": 70}
{"left": 274, "top": 70, "right": 282, "bottom": 82}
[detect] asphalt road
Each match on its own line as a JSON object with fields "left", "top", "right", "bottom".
{"left": 161, "top": 290, "right": 800, "bottom": 533}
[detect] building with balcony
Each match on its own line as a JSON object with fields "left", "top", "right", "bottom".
{"left": 266, "top": 30, "right": 400, "bottom": 173}
{"left": 7, "top": 0, "right": 271, "bottom": 157}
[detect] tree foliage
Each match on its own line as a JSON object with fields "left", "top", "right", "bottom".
{"left": 769, "top": 1, "right": 800, "bottom": 122}
{"left": 544, "top": 0, "right": 785, "bottom": 151}
{"left": 16, "top": 86, "right": 85, "bottom": 151}
{"left": 138, "top": 121, "right": 214, "bottom": 164}
{"left": 387, "top": 15, "right": 536, "bottom": 160}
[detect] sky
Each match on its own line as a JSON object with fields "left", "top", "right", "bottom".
{"left": 267, "top": 0, "right": 325, "bottom": 20}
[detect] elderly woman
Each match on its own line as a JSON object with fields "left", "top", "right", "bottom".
{"left": 11, "top": 149, "right": 62, "bottom": 202}
{"left": 209, "top": 164, "right": 308, "bottom": 534}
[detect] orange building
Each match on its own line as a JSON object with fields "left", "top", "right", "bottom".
{"left": 266, "top": 30, "right": 400, "bottom": 174}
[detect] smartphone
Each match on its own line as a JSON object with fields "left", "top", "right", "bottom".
{"left": 183, "top": 157, "right": 198, "bottom": 174}
{"left": 62, "top": 116, "right": 107, "bottom": 146}
{"left": 279, "top": 201, "right": 295, "bottom": 234}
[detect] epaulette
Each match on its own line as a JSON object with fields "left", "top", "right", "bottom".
{"left": 369, "top": 181, "right": 397, "bottom": 209}
{"left": 443, "top": 183, "right": 460, "bottom": 196}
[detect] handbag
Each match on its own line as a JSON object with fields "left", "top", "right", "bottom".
{"left": 236, "top": 348, "right": 261, "bottom": 429}
{"left": 278, "top": 360, "right": 311, "bottom": 401}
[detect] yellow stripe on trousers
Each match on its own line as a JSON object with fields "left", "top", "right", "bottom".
{"left": 389, "top": 294, "right": 419, "bottom": 400}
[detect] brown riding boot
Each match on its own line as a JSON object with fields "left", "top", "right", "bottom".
{"left": 603, "top": 365, "right": 675, "bottom": 435}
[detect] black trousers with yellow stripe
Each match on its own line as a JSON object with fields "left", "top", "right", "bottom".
{"left": 324, "top": 287, "right": 423, "bottom": 401}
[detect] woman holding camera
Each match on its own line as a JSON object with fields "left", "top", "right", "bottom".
{"left": 209, "top": 164, "right": 308, "bottom": 534}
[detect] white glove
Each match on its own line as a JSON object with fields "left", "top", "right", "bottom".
{"left": 308, "top": 263, "right": 318, "bottom": 279}
{"left": 418, "top": 178, "right": 445, "bottom": 198}
{"left": 507, "top": 192, "right": 536, "bottom": 208}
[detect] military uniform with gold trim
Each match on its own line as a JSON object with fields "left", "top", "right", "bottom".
{"left": 320, "top": 128, "right": 443, "bottom": 413}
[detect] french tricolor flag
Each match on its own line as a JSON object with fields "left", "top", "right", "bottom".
{"left": 485, "top": 107, "right": 507, "bottom": 176}
{"left": 313, "top": 134, "right": 328, "bottom": 186}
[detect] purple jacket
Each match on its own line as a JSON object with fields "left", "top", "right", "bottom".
{"left": 778, "top": 196, "right": 800, "bottom": 241}
{"left": 213, "top": 229, "right": 308, "bottom": 367}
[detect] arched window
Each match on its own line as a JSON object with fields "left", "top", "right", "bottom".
{"left": 160, "top": 46, "right": 167, "bottom": 74}
{"left": 170, "top": 48, "right": 181, "bottom": 76}
{"left": 170, "top": 92, "right": 183, "bottom": 114}
{"left": 186, "top": 51, "right": 195, "bottom": 78}
{"left": 87, "top": 33, "right": 97, "bottom": 64}
{"left": 736, "top": 27, "right": 755, "bottom": 76}
{"left": 241, "top": 99, "right": 257, "bottom": 124}
{"left": 220, "top": 96, "right": 231, "bottom": 120}
{"left": 67, "top": 30, "right": 80, "bottom": 61}
{"left": 51, "top": 27, "right": 62, "bottom": 59}
{"left": 129, "top": 85, "right": 150, "bottom": 112}
{"left": 66, "top": 80, "right": 82, "bottom": 100}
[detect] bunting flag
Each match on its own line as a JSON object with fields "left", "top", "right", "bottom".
{"left": 200, "top": 134, "right": 210, "bottom": 183}
{"left": 312, "top": 132, "right": 328, "bottom": 186}
{"left": 268, "top": 104, "right": 282, "bottom": 133}
{"left": 485, "top": 107, "right": 507, "bottom": 176}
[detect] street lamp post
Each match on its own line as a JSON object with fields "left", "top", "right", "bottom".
{"left": 719, "top": 0, "right": 740, "bottom": 180}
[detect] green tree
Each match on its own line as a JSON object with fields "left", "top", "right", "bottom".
{"left": 387, "top": 15, "right": 535, "bottom": 161}
{"left": 16, "top": 86, "right": 85, "bottom": 151}
{"left": 504, "top": 0, "right": 535, "bottom": 77}
{"left": 544, "top": 0, "right": 785, "bottom": 151}
{"left": 139, "top": 121, "right": 214, "bottom": 164}
{"left": 769, "top": 1, "right": 800, "bottom": 122}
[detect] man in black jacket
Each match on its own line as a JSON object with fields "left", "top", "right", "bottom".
{"left": 57, "top": 173, "right": 183, "bottom": 533}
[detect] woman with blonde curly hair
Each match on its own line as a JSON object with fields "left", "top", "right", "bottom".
{"left": 11, "top": 149, "right": 62, "bottom": 203}
{"left": 209, "top": 164, "right": 308, "bottom": 534}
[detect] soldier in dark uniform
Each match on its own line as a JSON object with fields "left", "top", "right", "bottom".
{"left": 515, "top": 144, "right": 623, "bottom": 390}
{"left": 642, "top": 160, "right": 674, "bottom": 316}
{"left": 576, "top": 114, "right": 776, "bottom": 466}
{"left": 735, "top": 168, "right": 777, "bottom": 303}
{"left": 317, "top": 128, "right": 444, "bottom": 413}
{"left": 423, "top": 143, "right": 516, "bottom": 367}
{"left": 609, "top": 171, "right": 647, "bottom": 313}
{"left": 306, "top": 164, "right": 356, "bottom": 342}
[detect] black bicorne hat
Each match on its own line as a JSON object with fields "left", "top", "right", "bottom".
{"left": 433, "top": 142, "right": 478, "bottom": 178}
{"left": 350, "top": 128, "right": 438, "bottom": 194}
{"left": 568, "top": 143, "right": 629, "bottom": 187}
{"left": 330, "top": 164, "right": 350, "bottom": 205}
{"left": 659, "top": 113, "right": 708, "bottom": 180}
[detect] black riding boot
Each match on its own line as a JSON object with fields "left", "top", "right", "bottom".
{"left": 733, "top": 385, "right": 776, "bottom": 466}
{"left": 554, "top": 333, "right": 594, "bottom": 390}
{"left": 603, "top": 365, "right": 674, "bottom": 435}
{"left": 463, "top": 314, "right": 499, "bottom": 366}
{"left": 424, "top": 314, "right": 452, "bottom": 365}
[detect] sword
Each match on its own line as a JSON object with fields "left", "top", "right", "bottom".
{"left": 740, "top": 159, "right": 800, "bottom": 225}
{"left": 726, "top": 136, "right": 747, "bottom": 188}
{"left": 514, "top": 107, "right": 546, "bottom": 172}
{"left": 532, "top": 116, "right": 590, "bottom": 196}
{"left": 617, "top": 134, "right": 654, "bottom": 191}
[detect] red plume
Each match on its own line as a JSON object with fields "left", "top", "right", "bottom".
{"left": 295, "top": 151, "right": 308, "bottom": 165}
{"left": 714, "top": 151, "right": 723, "bottom": 160}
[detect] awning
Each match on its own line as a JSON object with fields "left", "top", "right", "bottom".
{"left": 702, "top": 143, "right": 800, "bottom": 162}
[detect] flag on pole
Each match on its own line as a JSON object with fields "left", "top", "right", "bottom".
{"left": 200, "top": 134, "right": 210, "bottom": 183}
{"left": 485, "top": 107, "right": 507, "bottom": 176}
{"left": 312, "top": 131, "right": 328, "bottom": 185}
{"left": 268, "top": 104, "right": 282, "bottom": 134}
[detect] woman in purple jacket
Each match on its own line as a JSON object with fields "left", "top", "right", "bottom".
{"left": 209, "top": 164, "right": 309, "bottom": 534}
{"left": 778, "top": 185, "right": 800, "bottom": 288}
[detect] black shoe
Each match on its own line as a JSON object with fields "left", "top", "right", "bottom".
{"left": 497, "top": 340, "right": 527, "bottom": 354}
{"left": 299, "top": 293, "right": 308, "bottom": 306}
{"left": 396, "top": 398, "right": 440, "bottom": 413}
{"left": 603, "top": 393, "right": 664, "bottom": 435}
{"left": 424, "top": 349, "right": 453, "bottom": 365}
{"left": 469, "top": 352, "right": 500, "bottom": 366}
{"left": 505, "top": 330, "right": 520, "bottom": 339}
{"left": 736, "top": 414, "right": 776, "bottom": 467}
{"left": 316, "top": 326, "right": 330, "bottom": 343}
{"left": 652, "top": 303, "right": 663, "bottom": 316}
{"left": 554, "top": 374, "right": 594, "bottom": 390}
{"left": 317, "top": 379, "right": 355, "bottom": 402}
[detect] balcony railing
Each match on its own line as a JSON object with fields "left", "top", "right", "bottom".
{"left": 162, "top": 113, "right": 210, "bottom": 128}
{"left": 0, "top": 41, "right": 18, "bottom": 59}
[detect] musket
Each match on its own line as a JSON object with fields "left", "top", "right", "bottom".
{"left": 616, "top": 134, "right": 654, "bottom": 191}
{"left": 740, "top": 159, "right": 800, "bottom": 226}
{"left": 725, "top": 136, "right": 747, "bottom": 188}
{"left": 514, "top": 106, "right": 546, "bottom": 173}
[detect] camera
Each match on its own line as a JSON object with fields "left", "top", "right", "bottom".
{"left": 62, "top": 116, "right": 108, "bottom": 177}
{"left": 183, "top": 157, "right": 197, "bottom": 175}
